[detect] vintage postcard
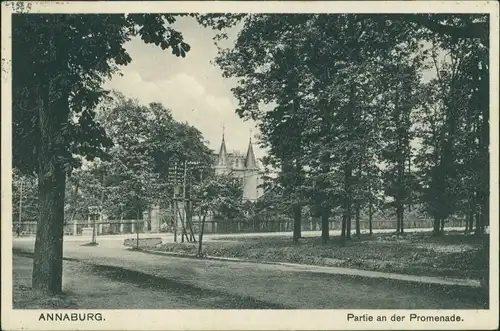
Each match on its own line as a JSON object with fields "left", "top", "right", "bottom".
{"left": 1, "top": 1, "right": 498, "bottom": 330}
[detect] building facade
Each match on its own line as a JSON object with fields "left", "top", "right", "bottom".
{"left": 214, "top": 133, "right": 264, "bottom": 202}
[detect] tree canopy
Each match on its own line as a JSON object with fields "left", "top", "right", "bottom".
{"left": 11, "top": 13, "right": 238, "bottom": 295}
{"left": 210, "top": 14, "right": 489, "bottom": 242}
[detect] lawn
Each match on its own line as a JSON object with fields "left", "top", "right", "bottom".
{"left": 12, "top": 255, "right": 284, "bottom": 309}
{"left": 152, "top": 231, "right": 489, "bottom": 280}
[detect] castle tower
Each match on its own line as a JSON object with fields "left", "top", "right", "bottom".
{"left": 215, "top": 126, "right": 229, "bottom": 175}
{"left": 242, "top": 136, "right": 262, "bottom": 201}
{"left": 244, "top": 136, "right": 258, "bottom": 170}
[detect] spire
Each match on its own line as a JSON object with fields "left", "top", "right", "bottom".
{"left": 244, "top": 134, "right": 257, "bottom": 169}
{"left": 216, "top": 123, "right": 228, "bottom": 167}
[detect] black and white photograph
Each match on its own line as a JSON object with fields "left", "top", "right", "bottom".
{"left": 1, "top": 1, "right": 498, "bottom": 330}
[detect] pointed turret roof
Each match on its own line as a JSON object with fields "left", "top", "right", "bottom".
{"left": 216, "top": 131, "right": 228, "bottom": 166}
{"left": 244, "top": 137, "right": 258, "bottom": 169}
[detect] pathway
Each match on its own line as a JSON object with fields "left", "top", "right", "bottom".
{"left": 12, "top": 237, "right": 486, "bottom": 309}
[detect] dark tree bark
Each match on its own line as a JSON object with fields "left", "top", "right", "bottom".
{"left": 474, "top": 210, "right": 481, "bottom": 236}
{"left": 341, "top": 213, "right": 346, "bottom": 237}
{"left": 292, "top": 204, "right": 302, "bottom": 243}
{"left": 399, "top": 204, "right": 404, "bottom": 234}
{"left": 433, "top": 216, "right": 441, "bottom": 235}
{"left": 321, "top": 207, "right": 330, "bottom": 243}
{"left": 344, "top": 163, "right": 353, "bottom": 239}
{"left": 345, "top": 194, "right": 352, "bottom": 240}
{"left": 396, "top": 207, "right": 401, "bottom": 233}
{"left": 481, "top": 198, "right": 489, "bottom": 232}
{"left": 367, "top": 167, "right": 373, "bottom": 235}
{"left": 346, "top": 205, "right": 352, "bottom": 239}
{"left": 32, "top": 76, "right": 70, "bottom": 295}
{"left": 465, "top": 199, "right": 474, "bottom": 233}
{"left": 33, "top": 164, "right": 66, "bottom": 294}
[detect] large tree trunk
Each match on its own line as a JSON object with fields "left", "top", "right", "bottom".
{"left": 33, "top": 164, "right": 66, "bottom": 295}
{"left": 343, "top": 162, "right": 353, "bottom": 239}
{"left": 465, "top": 200, "right": 473, "bottom": 233}
{"left": 396, "top": 207, "right": 401, "bottom": 233}
{"left": 474, "top": 210, "right": 481, "bottom": 236}
{"left": 32, "top": 78, "right": 70, "bottom": 295}
{"left": 292, "top": 204, "right": 302, "bottom": 243}
{"left": 341, "top": 213, "right": 346, "bottom": 237}
{"left": 433, "top": 216, "right": 441, "bottom": 235}
{"left": 399, "top": 203, "right": 404, "bottom": 234}
{"left": 321, "top": 207, "right": 329, "bottom": 243}
{"left": 481, "top": 198, "right": 488, "bottom": 233}
{"left": 346, "top": 200, "right": 352, "bottom": 239}
{"left": 176, "top": 204, "right": 189, "bottom": 242}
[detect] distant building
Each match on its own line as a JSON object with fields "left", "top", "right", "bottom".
{"left": 213, "top": 132, "right": 264, "bottom": 202}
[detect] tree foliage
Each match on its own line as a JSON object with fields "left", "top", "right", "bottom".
{"left": 12, "top": 13, "right": 203, "bottom": 295}
{"left": 209, "top": 13, "right": 489, "bottom": 242}
{"left": 194, "top": 174, "right": 245, "bottom": 256}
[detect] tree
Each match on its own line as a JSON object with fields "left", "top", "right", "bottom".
{"left": 68, "top": 93, "right": 214, "bottom": 230}
{"left": 208, "top": 13, "right": 489, "bottom": 241}
{"left": 379, "top": 61, "right": 421, "bottom": 235}
{"left": 13, "top": 13, "right": 197, "bottom": 295}
{"left": 414, "top": 34, "right": 488, "bottom": 235}
{"left": 214, "top": 14, "right": 317, "bottom": 242}
{"left": 195, "top": 175, "right": 244, "bottom": 257}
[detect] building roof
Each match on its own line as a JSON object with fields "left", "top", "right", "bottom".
{"left": 244, "top": 138, "right": 258, "bottom": 169}
{"left": 214, "top": 133, "right": 259, "bottom": 170}
{"left": 216, "top": 133, "right": 228, "bottom": 167}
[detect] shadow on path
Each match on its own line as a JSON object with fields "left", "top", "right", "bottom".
{"left": 90, "top": 263, "right": 287, "bottom": 309}
{"left": 13, "top": 249, "right": 287, "bottom": 309}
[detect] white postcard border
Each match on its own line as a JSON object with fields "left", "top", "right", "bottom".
{"left": 1, "top": 1, "right": 498, "bottom": 330}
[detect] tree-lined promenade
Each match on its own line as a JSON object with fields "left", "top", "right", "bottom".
{"left": 12, "top": 11, "right": 489, "bottom": 300}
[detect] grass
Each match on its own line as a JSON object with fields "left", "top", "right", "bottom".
{"left": 12, "top": 254, "right": 285, "bottom": 309}
{"left": 13, "top": 256, "right": 79, "bottom": 309}
{"left": 12, "top": 240, "right": 488, "bottom": 309}
{"left": 152, "top": 231, "right": 489, "bottom": 280}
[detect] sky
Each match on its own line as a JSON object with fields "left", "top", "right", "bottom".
{"left": 105, "top": 16, "right": 265, "bottom": 161}
{"left": 105, "top": 16, "right": 442, "bottom": 165}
